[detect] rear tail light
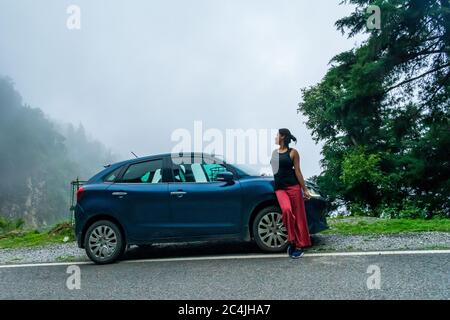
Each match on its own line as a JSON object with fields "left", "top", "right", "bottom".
{"left": 76, "top": 187, "right": 85, "bottom": 203}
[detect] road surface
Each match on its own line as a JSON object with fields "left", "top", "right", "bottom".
{"left": 0, "top": 247, "right": 449, "bottom": 299}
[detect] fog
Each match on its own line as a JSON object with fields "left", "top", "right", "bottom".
{"left": 0, "top": 0, "right": 363, "bottom": 177}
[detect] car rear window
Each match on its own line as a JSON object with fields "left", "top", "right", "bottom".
{"left": 121, "top": 159, "right": 163, "bottom": 183}
{"left": 103, "top": 166, "right": 123, "bottom": 182}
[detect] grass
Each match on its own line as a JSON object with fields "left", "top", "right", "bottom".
{"left": 0, "top": 217, "right": 25, "bottom": 234}
{"left": 0, "top": 222, "right": 75, "bottom": 249}
{"left": 323, "top": 217, "right": 450, "bottom": 235}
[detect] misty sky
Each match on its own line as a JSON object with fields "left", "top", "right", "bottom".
{"left": 0, "top": 0, "right": 364, "bottom": 178}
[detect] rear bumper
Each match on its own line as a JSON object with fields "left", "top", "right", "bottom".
{"left": 305, "top": 197, "right": 329, "bottom": 234}
{"left": 74, "top": 204, "right": 86, "bottom": 248}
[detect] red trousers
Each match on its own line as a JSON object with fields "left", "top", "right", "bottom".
{"left": 275, "top": 184, "right": 311, "bottom": 248}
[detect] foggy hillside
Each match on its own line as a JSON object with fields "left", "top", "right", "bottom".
{"left": 0, "top": 76, "right": 117, "bottom": 227}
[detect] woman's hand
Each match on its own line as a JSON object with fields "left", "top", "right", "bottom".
{"left": 303, "top": 188, "right": 312, "bottom": 200}
{"left": 292, "top": 149, "right": 310, "bottom": 200}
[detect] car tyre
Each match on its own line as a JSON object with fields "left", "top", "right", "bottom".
{"left": 84, "top": 220, "right": 125, "bottom": 264}
{"left": 253, "top": 206, "right": 289, "bottom": 253}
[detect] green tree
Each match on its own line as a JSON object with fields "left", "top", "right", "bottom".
{"left": 299, "top": 0, "right": 450, "bottom": 217}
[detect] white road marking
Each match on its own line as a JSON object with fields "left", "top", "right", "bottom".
{"left": 0, "top": 261, "right": 92, "bottom": 269}
{"left": 125, "top": 249, "right": 450, "bottom": 264}
{"left": 0, "top": 249, "right": 449, "bottom": 269}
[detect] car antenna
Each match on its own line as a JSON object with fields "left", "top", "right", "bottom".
{"left": 131, "top": 151, "right": 139, "bottom": 158}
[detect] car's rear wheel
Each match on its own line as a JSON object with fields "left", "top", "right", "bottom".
{"left": 84, "top": 220, "right": 124, "bottom": 264}
{"left": 252, "top": 206, "right": 289, "bottom": 253}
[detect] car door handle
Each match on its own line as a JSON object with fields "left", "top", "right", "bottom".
{"left": 170, "top": 191, "right": 187, "bottom": 198}
{"left": 112, "top": 192, "right": 128, "bottom": 196}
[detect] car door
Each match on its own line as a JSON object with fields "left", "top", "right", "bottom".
{"left": 107, "top": 158, "right": 171, "bottom": 240}
{"left": 168, "top": 155, "right": 243, "bottom": 237}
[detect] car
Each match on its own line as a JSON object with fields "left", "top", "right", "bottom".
{"left": 74, "top": 153, "right": 329, "bottom": 264}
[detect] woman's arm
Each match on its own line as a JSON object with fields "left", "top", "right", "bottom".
{"left": 291, "top": 149, "right": 311, "bottom": 200}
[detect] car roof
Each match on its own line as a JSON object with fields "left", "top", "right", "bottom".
{"left": 108, "top": 152, "right": 221, "bottom": 167}
{"left": 89, "top": 153, "right": 222, "bottom": 183}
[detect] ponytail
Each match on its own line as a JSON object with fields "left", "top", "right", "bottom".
{"left": 279, "top": 128, "right": 297, "bottom": 146}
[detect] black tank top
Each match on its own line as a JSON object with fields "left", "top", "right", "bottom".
{"left": 270, "top": 148, "right": 298, "bottom": 190}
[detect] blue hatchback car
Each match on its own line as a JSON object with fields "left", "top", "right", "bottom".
{"left": 75, "top": 153, "right": 328, "bottom": 264}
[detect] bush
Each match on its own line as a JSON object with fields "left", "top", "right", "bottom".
{"left": 378, "top": 204, "right": 399, "bottom": 219}
{"left": 0, "top": 216, "right": 25, "bottom": 234}
{"left": 48, "top": 222, "right": 75, "bottom": 240}
{"left": 397, "top": 199, "right": 428, "bottom": 219}
{"left": 376, "top": 198, "right": 428, "bottom": 219}
{"left": 349, "top": 202, "right": 374, "bottom": 217}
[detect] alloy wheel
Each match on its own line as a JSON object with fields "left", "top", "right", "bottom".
{"left": 88, "top": 225, "right": 118, "bottom": 260}
{"left": 257, "top": 212, "right": 288, "bottom": 248}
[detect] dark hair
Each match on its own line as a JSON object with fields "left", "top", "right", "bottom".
{"left": 279, "top": 128, "right": 297, "bottom": 146}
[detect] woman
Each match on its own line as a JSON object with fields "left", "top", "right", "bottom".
{"left": 270, "top": 128, "right": 312, "bottom": 259}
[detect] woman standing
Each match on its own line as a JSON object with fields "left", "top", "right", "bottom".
{"left": 270, "top": 128, "right": 312, "bottom": 259}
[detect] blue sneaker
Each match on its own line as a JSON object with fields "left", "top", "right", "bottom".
{"left": 287, "top": 243, "right": 295, "bottom": 257}
{"left": 291, "top": 249, "right": 305, "bottom": 259}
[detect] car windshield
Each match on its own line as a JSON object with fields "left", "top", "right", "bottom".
{"left": 231, "top": 163, "right": 261, "bottom": 177}
{"left": 211, "top": 155, "right": 262, "bottom": 176}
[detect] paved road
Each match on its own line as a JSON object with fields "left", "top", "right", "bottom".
{"left": 0, "top": 249, "right": 449, "bottom": 300}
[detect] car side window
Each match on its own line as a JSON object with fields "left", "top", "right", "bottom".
{"left": 121, "top": 159, "right": 163, "bottom": 183}
{"left": 172, "top": 163, "right": 207, "bottom": 183}
{"left": 171, "top": 157, "right": 228, "bottom": 183}
{"left": 202, "top": 163, "right": 227, "bottom": 182}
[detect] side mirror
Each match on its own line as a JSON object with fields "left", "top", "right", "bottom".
{"left": 216, "top": 171, "right": 234, "bottom": 183}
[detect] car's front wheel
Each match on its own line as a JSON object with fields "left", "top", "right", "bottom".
{"left": 84, "top": 220, "right": 125, "bottom": 264}
{"left": 252, "top": 206, "right": 289, "bottom": 253}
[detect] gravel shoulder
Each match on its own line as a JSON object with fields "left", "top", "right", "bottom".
{"left": 0, "top": 232, "right": 449, "bottom": 265}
